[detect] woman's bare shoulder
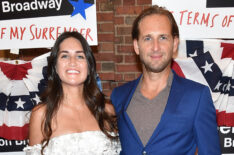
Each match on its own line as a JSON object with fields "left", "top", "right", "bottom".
{"left": 29, "top": 103, "right": 47, "bottom": 146}
{"left": 31, "top": 103, "right": 46, "bottom": 119}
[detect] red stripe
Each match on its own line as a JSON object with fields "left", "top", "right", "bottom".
{"left": 171, "top": 61, "right": 186, "bottom": 78}
{"left": 221, "top": 43, "right": 234, "bottom": 60}
{"left": 0, "top": 124, "right": 29, "bottom": 140}
{"left": 0, "top": 62, "right": 32, "bottom": 80}
{"left": 217, "top": 111, "right": 234, "bottom": 127}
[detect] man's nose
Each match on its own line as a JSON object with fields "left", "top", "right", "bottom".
{"left": 152, "top": 39, "right": 160, "bottom": 51}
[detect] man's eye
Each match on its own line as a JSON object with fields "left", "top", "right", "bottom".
{"left": 160, "top": 36, "right": 168, "bottom": 40}
{"left": 144, "top": 37, "right": 151, "bottom": 41}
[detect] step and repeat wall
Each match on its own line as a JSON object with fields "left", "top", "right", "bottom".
{"left": 0, "top": 0, "right": 233, "bottom": 154}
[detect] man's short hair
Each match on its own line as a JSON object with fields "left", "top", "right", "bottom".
{"left": 132, "top": 5, "right": 179, "bottom": 40}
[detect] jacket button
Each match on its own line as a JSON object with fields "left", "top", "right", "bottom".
{"left": 142, "top": 150, "right": 147, "bottom": 155}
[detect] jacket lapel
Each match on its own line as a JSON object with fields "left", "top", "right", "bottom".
{"left": 146, "top": 72, "right": 185, "bottom": 146}
{"left": 121, "top": 75, "right": 144, "bottom": 147}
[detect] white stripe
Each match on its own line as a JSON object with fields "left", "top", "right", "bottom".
{"left": 214, "top": 93, "right": 229, "bottom": 112}
{"left": 212, "top": 92, "right": 222, "bottom": 110}
{"left": 174, "top": 58, "right": 209, "bottom": 86}
{"left": 0, "top": 110, "right": 30, "bottom": 127}
{"left": 226, "top": 96, "right": 234, "bottom": 113}
{"left": 11, "top": 80, "right": 30, "bottom": 96}
{"left": 0, "top": 67, "right": 12, "bottom": 95}
{"left": 23, "top": 52, "right": 49, "bottom": 92}
{"left": 222, "top": 61, "right": 234, "bottom": 77}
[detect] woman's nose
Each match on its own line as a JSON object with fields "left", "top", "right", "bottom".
{"left": 69, "top": 56, "right": 77, "bottom": 66}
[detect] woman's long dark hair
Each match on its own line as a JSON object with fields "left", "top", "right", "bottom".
{"left": 39, "top": 31, "right": 118, "bottom": 153}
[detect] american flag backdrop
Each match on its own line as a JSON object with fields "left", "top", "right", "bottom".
{"left": 0, "top": 39, "right": 233, "bottom": 153}
{"left": 0, "top": 52, "right": 49, "bottom": 153}
{"left": 172, "top": 39, "right": 234, "bottom": 154}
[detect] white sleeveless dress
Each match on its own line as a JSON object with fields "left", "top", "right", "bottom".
{"left": 23, "top": 131, "right": 121, "bottom": 155}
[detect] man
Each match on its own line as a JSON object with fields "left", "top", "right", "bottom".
{"left": 111, "top": 5, "right": 221, "bottom": 155}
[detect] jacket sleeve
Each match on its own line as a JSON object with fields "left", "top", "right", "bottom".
{"left": 194, "top": 86, "right": 221, "bottom": 155}
{"left": 110, "top": 87, "right": 124, "bottom": 115}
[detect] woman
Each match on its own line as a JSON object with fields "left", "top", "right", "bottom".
{"left": 24, "top": 32, "right": 121, "bottom": 155}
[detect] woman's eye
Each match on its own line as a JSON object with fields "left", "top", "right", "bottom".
{"left": 77, "top": 55, "right": 85, "bottom": 59}
{"left": 61, "top": 55, "right": 68, "bottom": 58}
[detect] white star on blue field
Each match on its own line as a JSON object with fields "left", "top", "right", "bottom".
{"left": 68, "top": 0, "right": 93, "bottom": 20}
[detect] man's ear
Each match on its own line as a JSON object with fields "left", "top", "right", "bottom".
{"left": 172, "top": 37, "right": 179, "bottom": 58}
{"left": 133, "top": 39, "right": 140, "bottom": 55}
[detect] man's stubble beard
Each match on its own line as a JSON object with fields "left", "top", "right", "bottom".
{"left": 140, "top": 54, "right": 172, "bottom": 73}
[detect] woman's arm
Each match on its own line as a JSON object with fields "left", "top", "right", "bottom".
{"left": 28, "top": 104, "right": 46, "bottom": 146}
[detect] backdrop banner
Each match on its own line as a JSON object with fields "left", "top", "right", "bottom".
{"left": 152, "top": 0, "right": 234, "bottom": 39}
{"left": 0, "top": 52, "right": 49, "bottom": 154}
{"left": 172, "top": 39, "right": 234, "bottom": 154}
{"left": 0, "top": 0, "right": 97, "bottom": 50}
